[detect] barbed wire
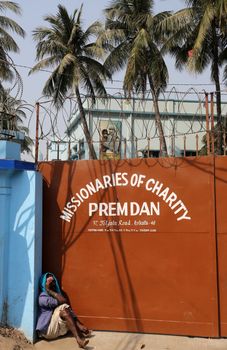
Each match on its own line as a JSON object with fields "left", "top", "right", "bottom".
{"left": 0, "top": 58, "right": 226, "bottom": 160}
{"left": 0, "top": 58, "right": 227, "bottom": 159}
{"left": 8, "top": 89, "right": 224, "bottom": 161}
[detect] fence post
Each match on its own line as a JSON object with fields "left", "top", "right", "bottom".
{"left": 210, "top": 92, "right": 215, "bottom": 154}
{"left": 35, "top": 102, "right": 40, "bottom": 163}
{"left": 147, "top": 137, "right": 150, "bottom": 158}
{"left": 196, "top": 134, "right": 199, "bottom": 156}
{"left": 90, "top": 140, "right": 93, "bottom": 160}
{"left": 57, "top": 141, "right": 60, "bottom": 160}
{"left": 124, "top": 138, "right": 127, "bottom": 159}
{"left": 205, "top": 93, "right": 210, "bottom": 155}
{"left": 160, "top": 134, "right": 163, "bottom": 157}
{"left": 46, "top": 141, "right": 49, "bottom": 161}
{"left": 224, "top": 133, "right": 226, "bottom": 156}
{"left": 184, "top": 135, "right": 186, "bottom": 157}
{"left": 68, "top": 140, "right": 71, "bottom": 160}
{"left": 171, "top": 135, "right": 175, "bottom": 157}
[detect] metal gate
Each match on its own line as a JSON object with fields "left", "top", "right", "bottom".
{"left": 39, "top": 156, "right": 227, "bottom": 337}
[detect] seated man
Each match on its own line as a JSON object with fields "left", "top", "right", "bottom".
{"left": 36, "top": 272, "right": 91, "bottom": 348}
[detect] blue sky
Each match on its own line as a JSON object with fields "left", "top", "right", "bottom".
{"left": 9, "top": 0, "right": 216, "bottom": 104}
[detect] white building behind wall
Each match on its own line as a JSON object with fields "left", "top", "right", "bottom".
{"left": 48, "top": 96, "right": 227, "bottom": 160}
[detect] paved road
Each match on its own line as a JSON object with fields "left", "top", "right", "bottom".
{"left": 34, "top": 331, "right": 227, "bottom": 350}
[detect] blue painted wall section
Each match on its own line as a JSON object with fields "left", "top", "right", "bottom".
{"left": 0, "top": 141, "right": 42, "bottom": 342}
{"left": 0, "top": 140, "right": 21, "bottom": 160}
{"left": 0, "top": 169, "right": 11, "bottom": 324}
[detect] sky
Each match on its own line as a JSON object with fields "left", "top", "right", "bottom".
{"left": 8, "top": 0, "right": 219, "bottom": 106}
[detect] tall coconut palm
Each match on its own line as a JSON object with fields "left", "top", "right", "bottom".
{"left": 0, "top": 1, "right": 25, "bottom": 82}
{"left": 30, "top": 5, "right": 111, "bottom": 160}
{"left": 103, "top": 0, "right": 171, "bottom": 157}
{"left": 161, "top": 0, "right": 227, "bottom": 154}
{"left": 0, "top": 88, "right": 33, "bottom": 153}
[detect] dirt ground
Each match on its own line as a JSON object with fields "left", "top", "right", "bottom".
{"left": 0, "top": 326, "right": 35, "bottom": 350}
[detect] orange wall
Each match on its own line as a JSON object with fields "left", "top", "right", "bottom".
{"left": 39, "top": 156, "right": 223, "bottom": 337}
{"left": 215, "top": 156, "right": 227, "bottom": 336}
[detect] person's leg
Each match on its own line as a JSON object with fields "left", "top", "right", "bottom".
{"left": 75, "top": 319, "right": 92, "bottom": 337}
{"left": 60, "top": 308, "right": 89, "bottom": 348}
{"left": 74, "top": 318, "right": 88, "bottom": 332}
{"left": 69, "top": 309, "right": 92, "bottom": 337}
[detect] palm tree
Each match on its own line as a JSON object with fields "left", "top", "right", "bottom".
{"left": 0, "top": 88, "right": 33, "bottom": 153}
{"left": 161, "top": 0, "right": 227, "bottom": 154}
{"left": 103, "top": 0, "right": 171, "bottom": 157}
{"left": 30, "top": 5, "right": 111, "bottom": 160}
{"left": 0, "top": 1, "right": 25, "bottom": 82}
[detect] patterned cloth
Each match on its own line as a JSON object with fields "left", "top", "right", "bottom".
{"left": 40, "top": 303, "right": 70, "bottom": 339}
{"left": 36, "top": 272, "right": 62, "bottom": 335}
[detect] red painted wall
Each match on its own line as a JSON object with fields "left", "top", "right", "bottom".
{"left": 39, "top": 156, "right": 223, "bottom": 337}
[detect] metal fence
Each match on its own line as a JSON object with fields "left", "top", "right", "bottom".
{"left": 1, "top": 88, "right": 227, "bottom": 162}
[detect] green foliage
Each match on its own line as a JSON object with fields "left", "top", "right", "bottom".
{"left": 102, "top": 0, "right": 170, "bottom": 156}
{"left": 199, "top": 123, "right": 227, "bottom": 156}
{"left": 30, "top": 4, "right": 111, "bottom": 107}
{"left": 162, "top": 0, "right": 227, "bottom": 154}
{"left": 0, "top": 88, "right": 33, "bottom": 153}
{"left": 104, "top": 0, "right": 171, "bottom": 97}
{"left": 30, "top": 4, "right": 112, "bottom": 159}
{"left": 0, "top": 0, "right": 25, "bottom": 82}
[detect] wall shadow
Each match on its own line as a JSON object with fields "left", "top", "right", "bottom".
{"left": 7, "top": 170, "right": 35, "bottom": 328}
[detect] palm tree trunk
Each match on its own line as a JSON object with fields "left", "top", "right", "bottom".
{"left": 75, "top": 87, "right": 97, "bottom": 160}
{"left": 212, "top": 21, "right": 222, "bottom": 155}
{"left": 148, "top": 76, "right": 168, "bottom": 157}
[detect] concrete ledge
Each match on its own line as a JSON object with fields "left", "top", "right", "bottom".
{"left": 0, "top": 160, "right": 36, "bottom": 171}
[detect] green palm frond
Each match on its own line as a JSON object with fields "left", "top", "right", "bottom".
{"left": 42, "top": 68, "right": 68, "bottom": 106}
{"left": 165, "top": 0, "right": 227, "bottom": 76}
{"left": 79, "top": 66, "right": 96, "bottom": 103}
{"left": 83, "top": 42, "right": 106, "bottom": 60}
{"left": 83, "top": 21, "right": 103, "bottom": 43}
{"left": 156, "top": 8, "right": 193, "bottom": 39}
{"left": 192, "top": 3, "right": 215, "bottom": 54}
{"left": 104, "top": 0, "right": 169, "bottom": 95}
{"left": 58, "top": 53, "right": 76, "bottom": 74}
{"left": 220, "top": 46, "right": 227, "bottom": 63}
{"left": 149, "top": 43, "right": 168, "bottom": 89}
{"left": 224, "top": 65, "right": 227, "bottom": 84}
{"left": 31, "top": 4, "right": 110, "bottom": 107}
{"left": 104, "top": 41, "right": 130, "bottom": 73}
{"left": 28, "top": 56, "right": 60, "bottom": 74}
{"left": 0, "top": 44, "right": 13, "bottom": 73}
{"left": 0, "top": 1, "right": 24, "bottom": 84}
{"left": 100, "top": 26, "right": 127, "bottom": 49}
{"left": 0, "top": 29, "right": 19, "bottom": 51}
{"left": 187, "top": 32, "right": 212, "bottom": 73}
{"left": 0, "top": 15, "right": 24, "bottom": 36}
{"left": 103, "top": 0, "right": 175, "bottom": 156}
{"left": 123, "top": 29, "right": 150, "bottom": 93}
{"left": 0, "top": 88, "right": 33, "bottom": 153}
{"left": 0, "top": 1, "right": 21, "bottom": 14}
{"left": 82, "top": 56, "right": 111, "bottom": 79}
{"left": 167, "top": 0, "right": 227, "bottom": 154}
{"left": 37, "top": 41, "right": 67, "bottom": 60}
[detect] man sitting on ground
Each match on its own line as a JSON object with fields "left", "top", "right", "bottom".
{"left": 36, "top": 272, "right": 91, "bottom": 348}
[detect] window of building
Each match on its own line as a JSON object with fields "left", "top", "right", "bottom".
{"left": 79, "top": 139, "right": 85, "bottom": 159}
{"left": 180, "top": 150, "right": 197, "bottom": 157}
{"left": 142, "top": 150, "right": 160, "bottom": 158}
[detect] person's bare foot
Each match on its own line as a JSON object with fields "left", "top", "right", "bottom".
{"left": 82, "top": 329, "right": 93, "bottom": 338}
{"left": 77, "top": 338, "right": 89, "bottom": 348}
